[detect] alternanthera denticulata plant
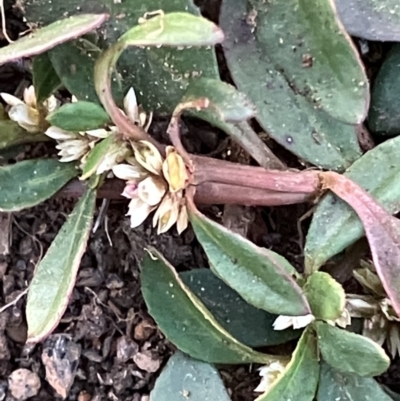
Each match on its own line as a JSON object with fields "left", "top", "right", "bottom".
{"left": 2, "top": 3, "right": 400, "bottom": 401}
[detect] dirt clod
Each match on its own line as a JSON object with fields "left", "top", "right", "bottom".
{"left": 41, "top": 334, "right": 81, "bottom": 398}
{"left": 133, "top": 351, "right": 162, "bottom": 373}
{"left": 8, "top": 368, "right": 41, "bottom": 400}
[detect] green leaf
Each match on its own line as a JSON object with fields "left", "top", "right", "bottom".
{"left": 141, "top": 249, "right": 274, "bottom": 364}
{"left": 368, "top": 44, "right": 400, "bottom": 136}
{"left": 316, "top": 321, "right": 390, "bottom": 377}
{"left": 182, "top": 79, "right": 284, "bottom": 169}
{"left": 0, "top": 159, "right": 78, "bottom": 212}
{"left": 47, "top": 101, "right": 110, "bottom": 131}
{"left": 48, "top": 40, "right": 101, "bottom": 104}
{"left": 150, "top": 351, "right": 231, "bottom": 401}
{"left": 220, "top": 0, "right": 362, "bottom": 171}
{"left": 26, "top": 184, "right": 96, "bottom": 342}
{"left": 120, "top": 12, "right": 224, "bottom": 46}
{"left": 317, "top": 361, "right": 394, "bottom": 401}
{"left": 256, "top": 328, "right": 319, "bottom": 401}
{"left": 305, "top": 135, "right": 400, "bottom": 271}
{"left": 32, "top": 53, "right": 62, "bottom": 103}
{"left": 80, "top": 134, "right": 117, "bottom": 180}
{"left": 183, "top": 78, "right": 255, "bottom": 123}
{"left": 304, "top": 272, "right": 345, "bottom": 321}
{"left": 248, "top": 0, "right": 369, "bottom": 125}
{"left": 24, "top": 1, "right": 220, "bottom": 112}
{"left": 181, "top": 269, "right": 300, "bottom": 348}
{"left": 188, "top": 205, "right": 310, "bottom": 316}
{"left": 0, "top": 120, "right": 48, "bottom": 150}
{"left": 0, "top": 14, "right": 108, "bottom": 65}
{"left": 336, "top": 0, "right": 400, "bottom": 42}
{"left": 94, "top": 12, "right": 224, "bottom": 125}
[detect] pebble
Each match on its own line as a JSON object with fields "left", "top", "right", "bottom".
{"left": 134, "top": 320, "right": 155, "bottom": 341}
{"left": 116, "top": 336, "right": 139, "bottom": 363}
{"left": 8, "top": 369, "right": 40, "bottom": 400}
{"left": 133, "top": 351, "right": 161, "bottom": 373}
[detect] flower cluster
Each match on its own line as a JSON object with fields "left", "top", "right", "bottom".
{"left": 1, "top": 85, "right": 188, "bottom": 234}
{"left": 112, "top": 141, "right": 189, "bottom": 234}
{"left": 1, "top": 85, "right": 58, "bottom": 133}
{"left": 347, "top": 262, "right": 400, "bottom": 357}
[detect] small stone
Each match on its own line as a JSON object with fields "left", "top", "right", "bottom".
{"left": 42, "top": 334, "right": 81, "bottom": 398}
{"left": 133, "top": 320, "right": 155, "bottom": 341}
{"left": 8, "top": 369, "right": 40, "bottom": 400}
{"left": 105, "top": 274, "right": 124, "bottom": 290}
{"left": 133, "top": 351, "right": 161, "bottom": 373}
{"left": 18, "top": 237, "right": 32, "bottom": 256}
{"left": 141, "top": 396, "right": 149, "bottom": 401}
{"left": 78, "top": 391, "right": 92, "bottom": 401}
{"left": 116, "top": 337, "right": 139, "bottom": 362}
{"left": 0, "top": 262, "right": 7, "bottom": 280}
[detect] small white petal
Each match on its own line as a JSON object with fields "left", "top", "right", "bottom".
{"left": 23, "top": 86, "right": 37, "bottom": 107}
{"left": 273, "top": 315, "right": 294, "bottom": 331}
{"left": 9, "top": 104, "right": 40, "bottom": 132}
{"left": 176, "top": 204, "right": 188, "bottom": 234}
{"left": 292, "top": 314, "right": 315, "bottom": 329}
{"left": 138, "top": 176, "right": 167, "bottom": 206}
{"left": 134, "top": 140, "right": 163, "bottom": 175}
{"left": 112, "top": 164, "right": 145, "bottom": 181}
{"left": 0, "top": 93, "right": 23, "bottom": 107}
{"left": 126, "top": 197, "right": 155, "bottom": 228}
{"left": 45, "top": 126, "right": 77, "bottom": 140}
{"left": 254, "top": 362, "right": 287, "bottom": 393}
{"left": 86, "top": 128, "right": 110, "bottom": 139}
{"left": 124, "top": 87, "right": 139, "bottom": 123}
{"left": 44, "top": 95, "right": 59, "bottom": 113}
{"left": 152, "top": 194, "right": 180, "bottom": 234}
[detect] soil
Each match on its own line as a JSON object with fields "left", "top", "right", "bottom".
{"left": 0, "top": 1, "right": 399, "bottom": 401}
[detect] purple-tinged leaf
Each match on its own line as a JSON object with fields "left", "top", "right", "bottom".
{"left": 321, "top": 171, "right": 400, "bottom": 317}
{"left": 0, "top": 14, "right": 108, "bottom": 66}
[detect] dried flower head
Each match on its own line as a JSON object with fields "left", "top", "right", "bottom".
{"left": 1, "top": 85, "right": 58, "bottom": 133}
{"left": 347, "top": 261, "right": 400, "bottom": 357}
{"left": 254, "top": 361, "right": 288, "bottom": 393}
{"left": 113, "top": 140, "right": 189, "bottom": 234}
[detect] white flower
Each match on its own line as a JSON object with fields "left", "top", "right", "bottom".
{"left": 273, "top": 314, "right": 315, "bottom": 331}
{"left": 347, "top": 263, "right": 400, "bottom": 357}
{"left": 112, "top": 163, "right": 145, "bottom": 181}
{"left": 134, "top": 140, "right": 163, "bottom": 175}
{"left": 254, "top": 361, "right": 288, "bottom": 393}
{"left": 117, "top": 140, "right": 189, "bottom": 234}
{"left": 122, "top": 87, "right": 152, "bottom": 130}
{"left": 1, "top": 85, "right": 58, "bottom": 133}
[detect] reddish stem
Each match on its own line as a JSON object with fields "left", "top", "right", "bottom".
{"left": 58, "top": 178, "right": 314, "bottom": 206}
{"left": 193, "top": 157, "right": 320, "bottom": 194}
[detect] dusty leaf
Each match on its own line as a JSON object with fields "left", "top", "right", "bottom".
{"left": 32, "top": 53, "right": 62, "bottom": 103}
{"left": 316, "top": 321, "right": 390, "bottom": 376}
{"left": 0, "top": 14, "right": 108, "bottom": 65}
{"left": 304, "top": 272, "right": 346, "bottom": 321}
{"left": 47, "top": 101, "right": 110, "bottom": 131}
{"left": 149, "top": 351, "right": 231, "bottom": 401}
{"left": 141, "top": 249, "right": 276, "bottom": 364}
{"left": 220, "top": 0, "right": 362, "bottom": 170}
{"left": 321, "top": 171, "right": 400, "bottom": 318}
{"left": 188, "top": 201, "right": 310, "bottom": 316}
{"left": 26, "top": 185, "right": 96, "bottom": 342}
{"left": 0, "top": 159, "right": 77, "bottom": 212}
{"left": 317, "top": 361, "right": 393, "bottom": 401}
{"left": 181, "top": 269, "right": 300, "bottom": 348}
{"left": 336, "top": 0, "right": 400, "bottom": 42}
{"left": 256, "top": 328, "right": 319, "bottom": 401}
{"left": 305, "top": 136, "right": 400, "bottom": 271}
